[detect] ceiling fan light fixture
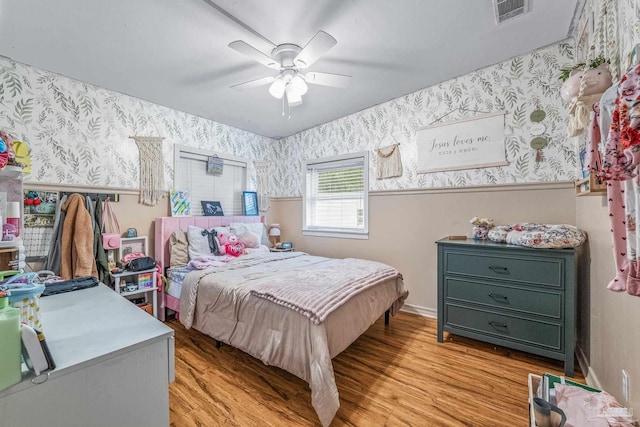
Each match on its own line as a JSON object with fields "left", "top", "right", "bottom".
{"left": 286, "top": 84, "right": 303, "bottom": 106}
{"left": 268, "top": 76, "right": 286, "bottom": 99}
{"left": 291, "top": 75, "right": 308, "bottom": 96}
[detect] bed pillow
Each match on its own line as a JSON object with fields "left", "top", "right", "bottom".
{"left": 488, "top": 223, "right": 586, "bottom": 248}
{"left": 187, "top": 226, "right": 230, "bottom": 259}
{"left": 169, "top": 230, "right": 189, "bottom": 267}
{"left": 230, "top": 222, "right": 268, "bottom": 247}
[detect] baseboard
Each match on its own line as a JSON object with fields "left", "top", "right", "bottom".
{"left": 400, "top": 304, "right": 436, "bottom": 318}
{"left": 586, "top": 366, "right": 603, "bottom": 391}
{"left": 575, "top": 346, "right": 602, "bottom": 390}
{"left": 576, "top": 346, "right": 589, "bottom": 378}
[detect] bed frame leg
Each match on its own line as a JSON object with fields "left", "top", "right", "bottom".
{"left": 215, "top": 340, "right": 221, "bottom": 349}
{"left": 384, "top": 309, "right": 390, "bottom": 326}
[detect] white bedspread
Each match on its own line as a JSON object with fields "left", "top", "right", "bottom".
{"left": 179, "top": 252, "right": 407, "bottom": 427}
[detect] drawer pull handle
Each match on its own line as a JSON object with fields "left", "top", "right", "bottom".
{"left": 488, "top": 320, "right": 508, "bottom": 329}
{"left": 488, "top": 293, "right": 509, "bottom": 303}
{"left": 488, "top": 265, "right": 509, "bottom": 274}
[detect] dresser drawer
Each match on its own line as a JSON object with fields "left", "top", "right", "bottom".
{"left": 445, "top": 277, "right": 562, "bottom": 319}
{"left": 445, "top": 251, "right": 563, "bottom": 287}
{"left": 445, "top": 304, "right": 563, "bottom": 351}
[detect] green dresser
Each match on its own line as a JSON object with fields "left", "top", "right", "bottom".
{"left": 436, "top": 238, "right": 584, "bottom": 376}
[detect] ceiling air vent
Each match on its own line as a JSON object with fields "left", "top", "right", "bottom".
{"left": 494, "top": 0, "right": 529, "bottom": 24}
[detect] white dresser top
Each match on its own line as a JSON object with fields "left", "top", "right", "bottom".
{"left": 0, "top": 283, "right": 173, "bottom": 397}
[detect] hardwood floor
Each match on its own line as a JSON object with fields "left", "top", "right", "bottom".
{"left": 168, "top": 312, "right": 584, "bottom": 426}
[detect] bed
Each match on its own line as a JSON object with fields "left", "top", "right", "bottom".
{"left": 154, "top": 216, "right": 408, "bottom": 426}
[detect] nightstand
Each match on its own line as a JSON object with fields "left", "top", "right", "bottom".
{"left": 270, "top": 247, "right": 294, "bottom": 252}
{"left": 110, "top": 268, "right": 158, "bottom": 318}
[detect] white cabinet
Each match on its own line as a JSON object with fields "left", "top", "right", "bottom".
{"left": 0, "top": 285, "right": 174, "bottom": 427}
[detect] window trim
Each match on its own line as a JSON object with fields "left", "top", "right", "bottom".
{"left": 302, "top": 151, "right": 369, "bottom": 239}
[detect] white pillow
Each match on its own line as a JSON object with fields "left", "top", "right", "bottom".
{"left": 230, "top": 222, "right": 268, "bottom": 246}
{"left": 187, "top": 226, "right": 230, "bottom": 259}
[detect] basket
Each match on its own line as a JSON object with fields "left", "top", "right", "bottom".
{"left": 1, "top": 272, "right": 45, "bottom": 330}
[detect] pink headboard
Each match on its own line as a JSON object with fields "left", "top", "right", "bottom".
{"left": 154, "top": 215, "right": 265, "bottom": 273}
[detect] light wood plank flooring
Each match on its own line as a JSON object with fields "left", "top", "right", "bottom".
{"left": 168, "top": 312, "right": 584, "bottom": 426}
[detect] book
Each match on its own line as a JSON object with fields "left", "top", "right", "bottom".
{"left": 544, "top": 372, "right": 600, "bottom": 394}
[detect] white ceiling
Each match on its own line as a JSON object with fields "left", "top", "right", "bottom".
{"left": 0, "top": 0, "right": 580, "bottom": 139}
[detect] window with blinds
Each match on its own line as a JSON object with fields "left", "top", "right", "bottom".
{"left": 174, "top": 145, "right": 247, "bottom": 216}
{"left": 303, "top": 152, "right": 369, "bottom": 238}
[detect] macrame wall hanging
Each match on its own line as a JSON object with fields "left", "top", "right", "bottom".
{"left": 254, "top": 161, "right": 270, "bottom": 213}
{"left": 375, "top": 144, "right": 403, "bottom": 179}
{"left": 591, "top": 0, "right": 618, "bottom": 82}
{"left": 129, "top": 136, "right": 165, "bottom": 206}
{"left": 566, "top": 0, "right": 618, "bottom": 137}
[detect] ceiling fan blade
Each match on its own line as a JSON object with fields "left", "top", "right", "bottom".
{"left": 231, "top": 76, "right": 275, "bottom": 90}
{"left": 229, "top": 40, "right": 280, "bottom": 69}
{"left": 303, "top": 72, "right": 351, "bottom": 88}
{"left": 294, "top": 31, "right": 337, "bottom": 68}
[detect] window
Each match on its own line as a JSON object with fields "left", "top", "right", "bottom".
{"left": 174, "top": 145, "right": 248, "bottom": 216}
{"left": 303, "top": 152, "right": 368, "bottom": 239}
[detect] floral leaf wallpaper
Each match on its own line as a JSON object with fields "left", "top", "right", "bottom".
{"left": 0, "top": 57, "right": 274, "bottom": 190}
{"left": 5, "top": 3, "right": 635, "bottom": 201}
{"left": 270, "top": 42, "right": 577, "bottom": 197}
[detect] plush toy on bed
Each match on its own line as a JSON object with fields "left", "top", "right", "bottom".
{"left": 222, "top": 233, "right": 244, "bottom": 257}
{"left": 238, "top": 231, "right": 260, "bottom": 250}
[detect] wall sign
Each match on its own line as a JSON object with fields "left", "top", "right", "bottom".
{"left": 416, "top": 112, "right": 508, "bottom": 173}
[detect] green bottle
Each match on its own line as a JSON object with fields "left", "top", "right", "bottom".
{"left": 0, "top": 291, "right": 22, "bottom": 390}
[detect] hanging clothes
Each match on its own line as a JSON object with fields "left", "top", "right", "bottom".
{"left": 44, "top": 194, "right": 68, "bottom": 274}
{"left": 93, "top": 198, "right": 111, "bottom": 285}
{"left": 600, "top": 65, "right": 640, "bottom": 296}
{"left": 599, "top": 84, "right": 629, "bottom": 292}
{"left": 60, "top": 194, "right": 98, "bottom": 280}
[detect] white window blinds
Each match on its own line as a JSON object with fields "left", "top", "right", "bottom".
{"left": 174, "top": 147, "right": 247, "bottom": 216}
{"left": 304, "top": 152, "right": 368, "bottom": 237}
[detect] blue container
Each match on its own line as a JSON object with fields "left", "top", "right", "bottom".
{"left": 2, "top": 273, "right": 45, "bottom": 330}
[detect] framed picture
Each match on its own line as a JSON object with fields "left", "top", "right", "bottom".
{"left": 118, "top": 236, "right": 148, "bottom": 262}
{"left": 242, "top": 191, "right": 259, "bottom": 216}
{"left": 201, "top": 200, "right": 224, "bottom": 216}
{"left": 170, "top": 190, "right": 191, "bottom": 217}
{"left": 207, "top": 155, "right": 224, "bottom": 175}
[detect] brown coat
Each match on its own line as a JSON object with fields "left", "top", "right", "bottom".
{"left": 60, "top": 194, "right": 98, "bottom": 279}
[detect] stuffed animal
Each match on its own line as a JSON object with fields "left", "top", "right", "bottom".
{"left": 218, "top": 234, "right": 243, "bottom": 257}
{"left": 225, "top": 237, "right": 244, "bottom": 257}
{"left": 238, "top": 231, "right": 260, "bottom": 250}
{"left": 470, "top": 217, "right": 494, "bottom": 227}
{"left": 217, "top": 232, "right": 231, "bottom": 255}
{"left": 560, "top": 64, "right": 612, "bottom": 102}
{"left": 560, "top": 64, "right": 613, "bottom": 136}
{"left": 470, "top": 217, "right": 495, "bottom": 240}
{"left": 0, "top": 130, "right": 15, "bottom": 161}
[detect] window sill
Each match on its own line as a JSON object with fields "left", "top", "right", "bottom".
{"left": 302, "top": 229, "right": 369, "bottom": 240}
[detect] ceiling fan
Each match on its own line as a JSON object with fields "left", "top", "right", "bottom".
{"left": 229, "top": 30, "right": 351, "bottom": 110}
